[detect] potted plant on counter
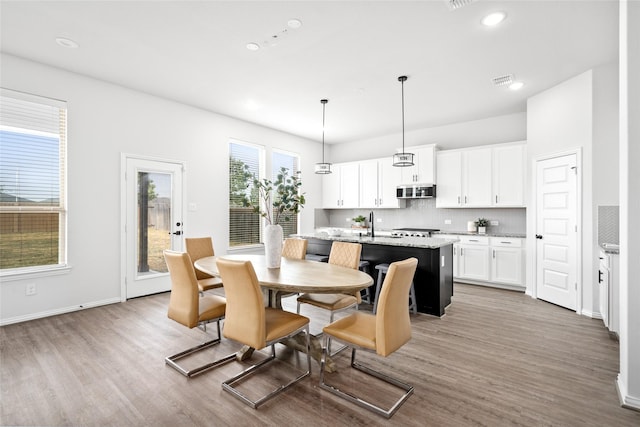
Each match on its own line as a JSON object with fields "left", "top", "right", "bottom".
{"left": 353, "top": 215, "right": 367, "bottom": 228}
{"left": 244, "top": 167, "right": 305, "bottom": 268}
{"left": 476, "top": 218, "right": 489, "bottom": 235}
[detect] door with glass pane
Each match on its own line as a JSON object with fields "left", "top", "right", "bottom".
{"left": 124, "top": 157, "right": 184, "bottom": 299}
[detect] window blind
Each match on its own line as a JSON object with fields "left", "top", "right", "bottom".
{"left": 0, "top": 88, "right": 67, "bottom": 270}
{"left": 229, "top": 141, "right": 262, "bottom": 247}
{"left": 272, "top": 149, "right": 300, "bottom": 238}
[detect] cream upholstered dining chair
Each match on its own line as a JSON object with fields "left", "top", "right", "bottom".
{"left": 281, "top": 238, "right": 308, "bottom": 260}
{"left": 163, "top": 250, "right": 236, "bottom": 377}
{"left": 319, "top": 257, "right": 418, "bottom": 419}
{"left": 215, "top": 258, "right": 311, "bottom": 409}
{"left": 296, "top": 241, "right": 362, "bottom": 354}
{"left": 185, "top": 237, "right": 223, "bottom": 294}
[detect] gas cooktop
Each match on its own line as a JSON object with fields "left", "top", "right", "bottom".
{"left": 391, "top": 228, "right": 440, "bottom": 237}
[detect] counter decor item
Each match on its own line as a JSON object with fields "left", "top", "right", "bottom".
{"left": 476, "top": 218, "right": 489, "bottom": 234}
{"left": 352, "top": 215, "right": 367, "bottom": 228}
{"left": 467, "top": 220, "right": 477, "bottom": 232}
{"left": 244, "top": 167, "right": 306, "bottom": 268}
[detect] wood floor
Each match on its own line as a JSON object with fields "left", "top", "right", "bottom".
{"left": 2, "top": 283, "right": 639, "bottom": 426}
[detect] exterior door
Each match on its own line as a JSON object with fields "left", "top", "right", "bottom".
{"left": 535, "top": 153, "right": 578, "bottom": 310}
{"left": 123, "top": 156, "right": 184, "bottom": 299}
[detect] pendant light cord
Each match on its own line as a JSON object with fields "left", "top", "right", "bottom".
{"left": 401, "top": 77, "right": 405, "bottom": 154}
{"left": 322, "top": 101, "right": 326, "bottom": 163}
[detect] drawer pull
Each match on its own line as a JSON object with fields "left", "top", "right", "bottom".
{"left": 500, "top": 241, "right": 511, "bottom": 244}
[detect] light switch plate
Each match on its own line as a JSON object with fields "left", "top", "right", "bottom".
{"left": 444, "top": 219, "right": 452, "bottom": 225}
{"left": 490, "top": 220, "right": 499, "bottom": 226}
{"left": 376, "top": 218, "right": 382, "bottom": 222}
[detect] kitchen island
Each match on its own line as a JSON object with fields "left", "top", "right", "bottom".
{"left": 295, "top": 233, "right": 457, "bottom": 317}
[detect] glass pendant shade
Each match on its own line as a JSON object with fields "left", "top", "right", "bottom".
{"left": 393, "top": 75, "right": 414, "bottom": 167}
{"left": 392, "top": 152, "right": 415, "bottom": 167}
{"left": 315, "top": 99, "right": 332, "bottom": 174}
{"left": 315, "top": 162, "right": 332, "bottom": 174}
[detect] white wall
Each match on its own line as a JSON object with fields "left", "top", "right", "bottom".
{"left": 526, "top": 66, "right": 619, "bottom": 318}
{"left": 617, "top": 0, "right": 640, "bottom": 411}
{"left": 329, "top": 112, "right": 527, "bottom": 163}
{"left": 0, "top": 54, "right": 323, "bottom": 324}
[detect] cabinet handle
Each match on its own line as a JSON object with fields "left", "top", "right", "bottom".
{"left": 598, "top": 270, "right": 603, "bottom": 283}
{"left": 453, "top": 247, "right": 457, "bottom": 255}
{"left": 465, "top": 196, "right": 468, "bottom": 204}
{"left": 493, "top": 249, "right": 496, "bottom": 258}
{"left": 500, "top": 241, "right": 511, "bottom": 244}
{"left": 457, "top": 196, "right": 461, "bottom": 205}
{"left": 496, "top": 195, "right": 498, "bottom": 203}
{"left": 460, "top": 248, "right": 464, "bottom": 256}
{"left": 469, "top": 239, "right": 479, "bottom": 242}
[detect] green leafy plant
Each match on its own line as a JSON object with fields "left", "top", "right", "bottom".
{"left": 244, "top": 167, "right": 306, "bottom": 225}
{"left": 353, "top": 215, "right": 366, "bottom": 224}
{"left": 476, "top": 218, "right": 489, "bottom": 227}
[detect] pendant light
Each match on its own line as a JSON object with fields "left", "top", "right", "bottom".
{"left": 392, "top": 75, "right": 415, "bottom": 167}
{"left": 315, "top": 99, "right": 332, "bottom": 174}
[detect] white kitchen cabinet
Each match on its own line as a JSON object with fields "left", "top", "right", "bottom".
{"left": 436, "top": 142, "right": 525, "bottom": 208}
{"left": 436, "top": 148, "right": 492, "bottom": 207}
{"left": 359, "top": 158, "right": 405, "bottom": 208}
{"left": 490, "top": 237, "right": 523, "bottom": 286}
{"left": 321, "top": 162, "right": 360, "bottom": 208}
{"left": 439, "top": 234, "right": 525, "bottom": 290}
{"left": 399, "top": 145, "right": 436, "bottom": 185}
{"left": 493, "top": 144, "right": 525, "bottom": 206}
{"left": 457, "top": 236, "right": 490, "bottom": 281}
{"left": 463, "top": 148, "right": 493, "bottom": 206}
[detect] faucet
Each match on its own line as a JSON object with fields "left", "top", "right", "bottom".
{"left": 369, "top": 211, "right": 375, "bottom": 238}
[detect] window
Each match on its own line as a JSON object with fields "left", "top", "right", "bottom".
{"left": 229, "top": 140, "right": 263, "bottom": 248}
{"left": 228, "top": 142, "right": 301, "bottom": 248}
{"left": 0, "top": 89, "right": 67, "bottom": 272}
{"left": 272, "top": 149, "right": 300, "bottom": 239}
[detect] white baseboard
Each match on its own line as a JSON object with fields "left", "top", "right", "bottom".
{"left": 0, "top": 297, "right": 122, "bottom": 326}
{"left": 617, "top": 374, "right": 640, "bottom": 412}
{"left": 582, "top": 309, "right": 602, "bottom": 319}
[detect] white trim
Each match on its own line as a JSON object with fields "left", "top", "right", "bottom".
{"left": 617, "top": 375, "right": 640, "bottom": 411}
{"left": 0, "top": 265, "right": 71, "bottom": 282}
{"left": 0, "top": 297, "right": 121, "bottom": 326}
{"left": 531, "top": 148, "right": 583, "bottom": 314}
{"left": 0, "top": 87, "right": 66, "bottom": 109}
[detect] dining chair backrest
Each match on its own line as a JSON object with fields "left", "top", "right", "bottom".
{"left": 164, "top": 250, "right": 200, "bottom": 328}
{"left": 215, "top": 258, "right": 266, "bottom": 349}
{"left": 328, "top": 241, "right": 362, "bottom": 270}
{"left": 375, "top": 257, "right": 418, "bottom": 357}
{"left": 282, "top": 238, "right": 308, "bottom": 260}
{"left": 185, "top": 237, "right": 215, "bottom": 280}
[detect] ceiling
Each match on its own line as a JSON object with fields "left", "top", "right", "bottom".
{"left": 0, "top": 1, "right": 619, "bottom": 144}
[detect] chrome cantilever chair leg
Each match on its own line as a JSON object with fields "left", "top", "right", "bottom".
{"left": 319, "top": 335, "right": 414, "bottom": 419}
{"left": 165, "top": 318, "right": 236, "bottom": 378}
{"left": 222, "top": 325, "right": 311, "bottom": 409}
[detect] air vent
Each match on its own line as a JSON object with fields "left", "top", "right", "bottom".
{"left": 444, "top": 0, "right": 478, "bottom": 11}
{"left": 491, "top": 74, "right": 514, "bottom": 87}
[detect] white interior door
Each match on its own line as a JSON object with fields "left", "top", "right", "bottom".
{"left": 535, "top": 153, "right": 578, "bottom": 310}
{"left": 123, "top": 157, "right": 184, "bottom": 299}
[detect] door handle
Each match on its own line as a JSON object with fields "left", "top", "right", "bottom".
{"left": 170, "top": 230, "right": 182, "bottom": 236}
{"left": 535, "top": 234, "right": 543, "bottom": 239}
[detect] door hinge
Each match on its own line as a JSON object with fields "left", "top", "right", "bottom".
{"left": 571, "top": 166, "right": 577, "bottom": 174}
{"left": 575, "top": 225, "right": 577, "bottom": 232}
{"left": 575, "top": 282, "right": 577, "bottom": 290}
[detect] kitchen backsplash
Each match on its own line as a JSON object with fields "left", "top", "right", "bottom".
{"left": 598, "top": 205, "right": 619, "bottom": 245}
{"left": 315, "top": 198, "right": 526, "bottom": 234}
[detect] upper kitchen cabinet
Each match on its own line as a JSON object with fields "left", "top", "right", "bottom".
{"left": 436, "top": 147, "right": 492, "bottom": 207}
{"left": 492, "top": 143, "right": 525, "bottom": 206}
{"left": 321, "top": 162, "right": 360, "bottom": 208}
{"left": 360, "top": 158, "right": 406, "bottom": 209}
{"left": 436, "top": 142, "right": 526, "bottom": 208}
{"left": 398, "top": 144, "right": 436, "bottom": 185}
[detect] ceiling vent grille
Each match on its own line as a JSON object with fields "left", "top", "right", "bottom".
{"left": 444, "top": 0, "right": 478, "bottom": 11}
{"left": 491, "top": 74, "right": 514, "bottom": 87}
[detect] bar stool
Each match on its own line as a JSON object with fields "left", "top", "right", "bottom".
{"left": 358, "top": 260, "right": 372, "bottom": 303}
{"left": 372, "top": 263, "right": 417, "bottom": 314}
{"left": 305, "top": 254, "right": 329, "bottom": 262}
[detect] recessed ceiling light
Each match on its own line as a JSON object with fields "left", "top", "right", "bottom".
{"left": 287, "top": 19, "right": 302, "bottom": 29}
{"left": 246, "top": 42, "right": 260, "bottom": 51}
{"left": 508, "top": 81, "right": 524, "bottom": 91}
{"left": 55, "top": 37, "right": 79, "bottom": 48}
{"left": 481, "top": 11, "right": 507, "bottom": 27}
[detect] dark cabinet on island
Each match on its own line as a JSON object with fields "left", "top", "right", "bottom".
{"left": 300, "top": 235, "right": 455, "bottom": 317}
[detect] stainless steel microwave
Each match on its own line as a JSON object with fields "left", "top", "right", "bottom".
{"left": 396, "top": 184, "right": 436, "bottom": 199}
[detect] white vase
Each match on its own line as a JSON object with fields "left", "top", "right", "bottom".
{"left": 264, "top": 224, "right": 284, "bottom": 268}
{"left": 478, "top": 226, "right": 486, "bottom": 235}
